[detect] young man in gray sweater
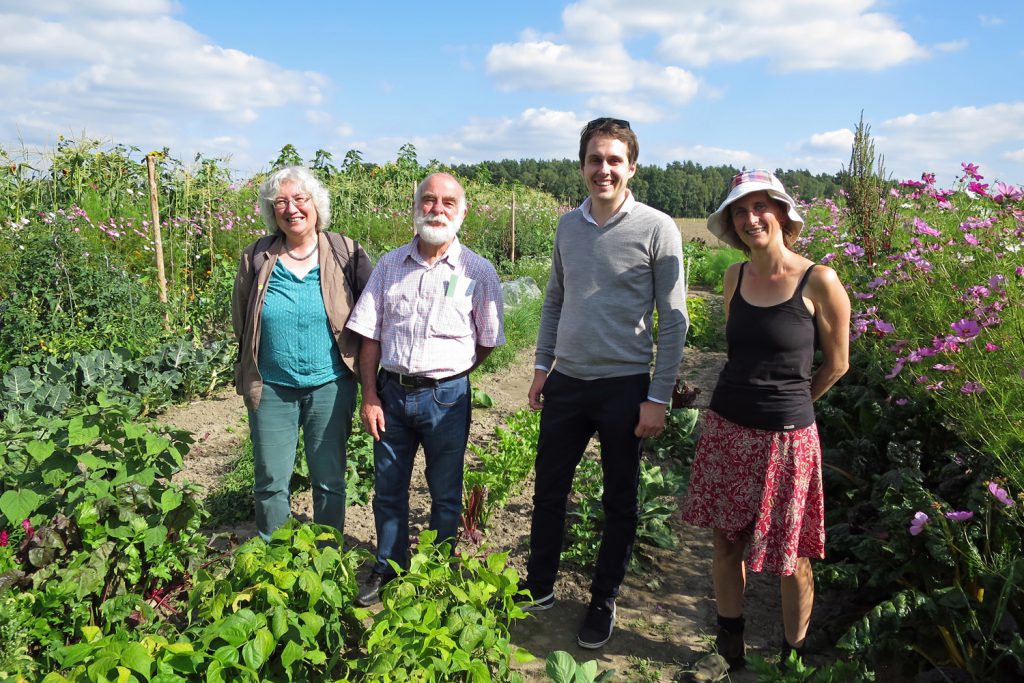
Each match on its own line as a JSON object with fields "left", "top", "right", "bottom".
{"left": 522, "top": 117, "right": 688, "bottom": 649}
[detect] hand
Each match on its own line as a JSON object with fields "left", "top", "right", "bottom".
{"left": 360, "top": 395, "right": 386, "bottom": 441}
{"left": 634, "top": 400, "right": 668, "bottom": 439}
{"left": 528, "top": 369, "right": 548, "bottom": 411}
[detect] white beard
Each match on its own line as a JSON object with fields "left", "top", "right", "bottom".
{"left": 414, "top": 211, "right": 462, "bottom": 246}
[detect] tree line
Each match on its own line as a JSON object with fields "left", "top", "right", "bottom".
{"left": 450, "top": 158, "right": 841, "bottom": 218}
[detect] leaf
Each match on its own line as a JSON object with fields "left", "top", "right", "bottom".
{"left": 546, "top": 651, "right": 579, "bottom": 683}
{"left": 67, "top": 416, "right": 101, "bottom": 446}
{"left": 120, "top": 642, "right": 153, "bottom": 677}
{"left": 241, "top": 627, "right": 276, "bottom": 671}
{"left": 160, "top": 488, "right": 183, "bottom": 513}
{"left": 0, "top": 488, "right": 43, "bottom": 524}
{"left": 270, "top": 606, "right": 288, "bottom": 639}
{"left": 212, "top": 644, "right": 239, "bottom": 666}
{"left": 26, "top": 439, "right": 56, "bottom": 462}
{"left": 3, "top": 366, "right": 35, "bottom": 397}
{"left": 280, "top": 639, "right": 304, "bottom": 670}
{"left": 472, "top": 388, "right": 494, "bottom": 408}
{"left": 141, "top": 525, "right": 168, "bottom": 551}
{"left": 458, "top": 623, "right": 486, "bottom": 651}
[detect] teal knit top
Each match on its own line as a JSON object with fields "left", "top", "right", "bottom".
{"left": 258, "top": 261, "right": 346, "bottom": 388}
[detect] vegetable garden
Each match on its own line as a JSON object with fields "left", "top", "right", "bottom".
{"left": 0, "top": 136, "right": 1022, "bottom": 681}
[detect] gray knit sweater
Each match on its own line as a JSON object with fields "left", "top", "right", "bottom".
{"left": 535, "top": 201, "right": 688, "bottom": 403}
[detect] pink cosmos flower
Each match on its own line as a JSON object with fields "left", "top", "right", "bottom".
{"left": 932, "top": 364, "right": 957, "bottom": 372}
{"left": 992, "top": 181, "right": 1023, "bottom": 203}
{"left": 21, "top": 519, "right": 33, "bottom": 541}
{"left": 895, "top": 398, "right": 909, "bottom": 406}
{"left": 0, "top": 530, "right": 7, "bottom": 547}
{"left": 909, "top": 511, "right": 929, "bottom": 535}
{"left": 985, "top": 343, "right": 1000, "bottom": 352}
{"left": 961, "top": 162, "right": 982, "bottom": 180}
{"left": 968, "top": 182, "right": 990, "bottom": 196}
{"left": 964, "top": 234, "right": 979, "bottom": 245}
{"left": 945, "top": 511, "right": 974, "bottom": 522}
{"left": 988, "top": 482, "right": 1016, "bottom": 507}
{"left": 951, "top": 319, "right": 981, "bottom": 339}
{"left": 875, "top": 320, "right": 895, "bottom": 334}
{"left": 960, "top": 382, "right": 985, "bottom": 394}
{"left": 913, "top": 217, "right": 941, "bottom": 237}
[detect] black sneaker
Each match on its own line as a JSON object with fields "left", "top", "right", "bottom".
{"left": 355, "top": 572, "right": 390, "bottom": 607}
{"left": 517, "top": 580, "right": 555, "bottom": 612}
{"left": 577, "top": 597, "right": 615, "bottom": 649}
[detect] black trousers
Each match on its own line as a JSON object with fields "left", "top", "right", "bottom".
{"left": 526, "top": 370, "right": 648, "bottom": 601}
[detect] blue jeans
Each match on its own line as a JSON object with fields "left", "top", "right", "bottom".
{"left": 371, "top": 372, "right": 470, "bottom": 575}
{"left": 526, "top": 371, "right": 649, "bottom": 601}
{"left": 248, "top": 374, "right": 357, "bottom": 541}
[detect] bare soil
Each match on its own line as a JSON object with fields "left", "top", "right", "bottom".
{"left": 161, "top": 291, "right": 878, "bottom": 682}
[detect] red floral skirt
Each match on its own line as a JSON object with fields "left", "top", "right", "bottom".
{"left": 681, "top": 410, "right": 825, "bottom": 576}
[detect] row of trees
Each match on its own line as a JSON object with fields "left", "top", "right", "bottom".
{"left": 451, "top": 158, "right": 842, "bottom": 217}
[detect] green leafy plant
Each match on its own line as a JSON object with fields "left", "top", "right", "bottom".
{"left": 464, "top": 409, "right": 540, "bottom": 534}
{"left": 355, "top": 529, "right": 533, "bottom": 681}
{"left": 544, "top": 650, "right": 614, "bottom": 682}
{"left": 186, "top": 522, "right": 366, "bottom": 681}
{"left": 565, "top": 459, "right": 687, "bottom": 571}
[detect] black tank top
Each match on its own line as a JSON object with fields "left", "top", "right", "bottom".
{"left": 709, "top": 263, "right": 817, "bottom": 431}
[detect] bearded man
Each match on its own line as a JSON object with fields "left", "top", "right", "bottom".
{"left": 346, "top": 172, "right": 505, "bottom": 606}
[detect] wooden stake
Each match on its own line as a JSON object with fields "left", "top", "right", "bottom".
{"left": 510, "top": 190, "right": 516, "bottom": 263}
{"left": 146, "top": 154, "right": 169, "bottom": 323}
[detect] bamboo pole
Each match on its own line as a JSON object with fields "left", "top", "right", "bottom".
{"left": 145, "top": 154, "right": 169, "bottom": 323}
{"left": 510, "top": 190, "right": 516, "bottom": 263}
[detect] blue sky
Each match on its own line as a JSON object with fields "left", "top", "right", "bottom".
{"left": 2, "top": 0, "right": 1022, "bottom": 187}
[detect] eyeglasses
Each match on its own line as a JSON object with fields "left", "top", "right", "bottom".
{"left": 583, "top": 117, "right": 631, "bottom": 133}
{"left": 272, "top": 195, "right": 311, "bottom": 210}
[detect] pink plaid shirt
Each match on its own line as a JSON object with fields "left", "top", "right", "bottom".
{"left": 346, "top": 236, "right": 505, "bottom": 378}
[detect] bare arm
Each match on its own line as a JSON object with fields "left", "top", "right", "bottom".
{"left": 528, "top": 368, "right": 548, "bottom": 411}
{"left": 470, "top": 344, "right": 495, "bottom": 373}
{"left": 357, "top": 336, "right": 386, "bottom": 440}
{"left": 808, "top": 266, "right": 851, "bottom": 402}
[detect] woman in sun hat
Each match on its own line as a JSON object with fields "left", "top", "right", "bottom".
{"left": 681, "top": 169, "right": 851, "bottom": 669}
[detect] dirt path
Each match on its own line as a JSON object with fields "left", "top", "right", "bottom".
{"left": 161, "top": 331, "right": 808, "bottom": 681}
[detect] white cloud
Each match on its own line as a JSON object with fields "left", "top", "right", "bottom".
{"left": 650, "top": 0, "right": 927, "bottom": 71}
{"left": 335, "top": 123, "right": 354, "bottom": 137}
{"left": 542, "top": 0, "right": 929, "bottom": 74}
{"left": 804, "top": 128, "right": 855, "bottom": 152}
{"left": 875, "top": 102, "right": 1024, "bottom": 181}
{"left": 979, "top": 15, "right": 1005, "bottom": 28}
{"left": 584, "top": 97, "right": 664, "bottom": 124}
{"left": 661, "top": 143, "right": 757, "bottom": 168}
{"left": 365, "top": 108, "right": 584, "bottom": 165}
{"left": 486, "top": 0, "right": 924, "bottom": 125}
{"left": 486, "top": 40, "right": 635, "bottom": 93}
{"left": 0, "top": 3, "right": 326, "bottom": 156}
{"left": 1005, "top": 148, "right": 1024, "bottom": 162}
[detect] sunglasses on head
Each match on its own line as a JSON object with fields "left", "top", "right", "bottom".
{"left": 583, "top": 117, "right": 631, "bottom": 133}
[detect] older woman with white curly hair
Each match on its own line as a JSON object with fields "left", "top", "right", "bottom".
{"left": 232, "top": 166, "right": 371, "bottom": 541}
